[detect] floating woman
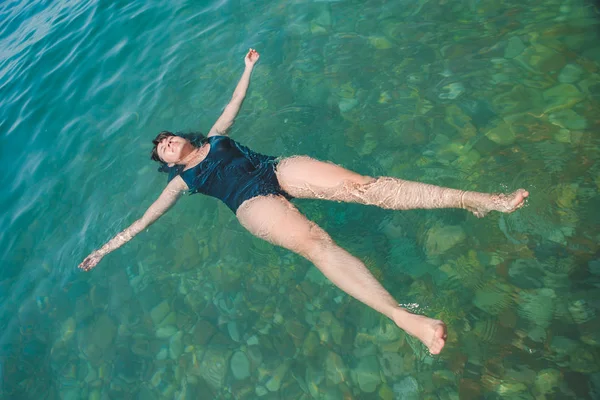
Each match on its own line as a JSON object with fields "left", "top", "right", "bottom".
{"left": 79, "top": 49, "right": 529, "bottom": 354}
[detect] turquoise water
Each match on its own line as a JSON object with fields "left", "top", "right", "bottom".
{"left": 2, "top": 0, "right": 600, "bottom": 398}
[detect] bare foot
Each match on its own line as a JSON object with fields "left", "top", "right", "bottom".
{"left": 467, "top": 188, "right": 529, "bottom": 218}
{"left": 393, "top": 308, "right": 447, "bottom": 354}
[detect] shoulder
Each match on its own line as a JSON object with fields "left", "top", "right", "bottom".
{"left": 207, "top": 134, "right": 229, "bottom": 141}
{"left": 166, "top": 174, "right": 189, "bottom": 192}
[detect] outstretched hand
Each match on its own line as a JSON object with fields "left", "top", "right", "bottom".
{"left": 78, "top": 250, "right": 103, "bottom": 272}
{"left": 244, "top": 48, "right": 260, "bottom": 67}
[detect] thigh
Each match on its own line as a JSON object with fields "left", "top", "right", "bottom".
{"left": 275, "top": 156, "right": 374, "bottom": 198}
{"left": 236, "top": 195, "right": 332, "bottom": 255}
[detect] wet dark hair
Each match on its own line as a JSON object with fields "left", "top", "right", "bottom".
{"left": 150, "top": 131, "right": 207, "bottom": 173}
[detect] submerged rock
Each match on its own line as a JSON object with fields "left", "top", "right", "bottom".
{"left": 368, "top": 36, "right": 394, "bottom": 50}
{"left": 493, "top": 85, "right": 543, "bottom": 114}
{"left": 439, "top": 82, "right": 465, "bottom": 100}
{"left": 199, "top": 348, "right": 231, "bottom": 390}
{"left": 504, "top": 36, "right": 526, "bottom": 59}
{"left": 548, "top": 109, "right": 587, "bottom": 130}
{"left": 558, "top": 63, "right": 584, "bottom": 84}
{"left": 473, "top": 282, "right": 513, "bottom": 316}
{"left": 543, "top": 84, "right": 585, "bottom": 113}
{"left": 425, "top": 225, "right": 466, "bottom": 257}
{"left": 534, "top": 369, "right": 561, "bottom": 395}
{"left": 354, "top": 355, "right": 381, "bottom": 393}
{"left": 325, "top": 351, "right": 348, "bottom": 385}
{"left": 266, "top": 361, "right": 290, "bottom": 392}
{"left": 156, "top": 325, "right": 177, "bottom": 339}
{"left": 169, "top": 331, "right": 183, "bottom": 359}
{"left": 150, "top": 301, "right": 170, "bottom": 326}
{"left": 230, "top": 351, "right": 250, "bottom": 380}
{"left": 90, "top": 314, "right": 117, "bottom": 350}
{"left": 59, "top": 317, "right": 76, "bottom": 343}
{"left": 393, "top": 376, "right": 419, "bottom": 400}
{"left": 568, "top": 299, "right": 596, "bottom": 324}
{"left": 517, "top": 43, "right": 566, "bottom": 73}
{"left": 379, "top": 352, "right": 404, "bottom": 377}
{"left": 518, "top": 288, "right": 555, "bottom": 328}
{"left": 485, "top": 120, "right": 516, "bottom": 146}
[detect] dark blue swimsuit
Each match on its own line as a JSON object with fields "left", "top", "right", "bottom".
{"left": 168, "top": 135, "right": 292, "bottom": 213}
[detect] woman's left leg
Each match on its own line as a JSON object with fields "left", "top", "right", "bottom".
{"left": 275, "top": 156, "right": 528, "bottom": 217}
{"left": 236, "top": 195, "right": 447, "bottom": 354}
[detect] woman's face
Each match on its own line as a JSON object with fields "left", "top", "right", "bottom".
{"left": 156, "top": 136, "right": 192, "bottom": 165}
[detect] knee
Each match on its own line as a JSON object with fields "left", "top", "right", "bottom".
{"left": 295, "top": 224, "right": 335, "bottom": 261}
{"left": 339, "top": 175, "right": 377, "bottom": 197}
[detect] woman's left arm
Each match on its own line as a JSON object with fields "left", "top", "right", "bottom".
{"left": 207, "top": 49, "right": 260, "bottom": 137}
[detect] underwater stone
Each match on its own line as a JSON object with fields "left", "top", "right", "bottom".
{"left": 227, "top": 321, "right": 240, "bottom": 342}
{"left": 504, "top": 37, "right": 526, "bottom": 59}
{"left": 548, "top": 109, "right": 587, "bottom": 130}
{"left": 302, "top": 331, "right": 320, "bottom": 357}
{"left": 88, "top": 389, "right": 101, "bottom": 400}
{"left": 439, "top": 82, "right": 465, "bottom": 100}
{"left": 554, "top": 129, "right": 571, "bottom": 144}
{"left": 491, "top": 73, "right": 511, "bottom": 85}
{"left": 320, "top": 311, "right": 344, "bottom": 345}
{"left": 485, "top": 121, "right": 515, "bottom": 146}
{"left": 306, "top": 366, "right": 325, "bottom": 398}
{"left": 156, "top": 347, "right": 168, "bottom": 360}
{"left": 508, "top": 259, "right": 544, "bottom": 289}
{"left": 354, "top": 355, "right": 381, "bottom": 393}
{"left": 338, "top": 98, "right": 358, "bottom": 113}
{"left": 425, "top": 225, "right": 466, "bottom": 257}
{"left": 247, "top": 344, "right": 263, "bottom": 368}
{"left": 492, "top": 85, "right": 542, "bottom": 114}
{"left": 90, "top": 314, "right": 117, "bottom": 350}
{"left": 558, "top": 63, "right": 584, "bottom": 84}
{"left": 379, "top": 384, "right": 394, "bottom": 400}
{"left": 368, "top": 36, "right": 394, "bottom": 50}
{"left": 157, "top": 312, "right": 176, "bottom": 329}
{"left": 543, "top": 84, "right": 585, "bottom": 113}
{"left": 193, "top": 320, "right": 216, "bottom": 345}
{"left": 570, "top": 346, "right": 598, "bottom": 373}
{"left": 518, "top": 43, "right": 566, "bottom": 73}
{"left": 496, "top": 382, "right": 529, "bottom": 397}
{"left": 473, "top": 283, "right": 512, "bottom": 316}
{"left": 156, "top": 325, "right": 177, "bottom": 339}
{"left": 358, "top": 132, "right": 378, "bottom": 156}
{"left": 255, "top": 385, "right": 268, "bottom": 396}
{"left": 60, "top": 317, "right": 76, "bottom": 343}
{"left": 393, "top": 376, "right": 419, "bottom": 400}
{"left": 285, "top": 320, "right": 307, "bottom": 344}
{"left": 169, "top": 331, "right": 183, "bottom": 359}
{"left": 534, "top": 369, "right": 561, "bottom": 395}
{"left": 305, "top": 267, "right": 333, "bottom": 286}
{"left": 200, "top": 348, "right": 231, "bottom": 390}
{"left": 379, "top": 352, "right": 404, "bottom": 377}
{"left": 150, "top": 300, "right": 170, "bottom": 326}
{"left": 325, "top": 351, "right": 348, "bottom": 385}
{"left": 528, "top": 325, "right": 546, "bottom": 343}
{"left": 518, "top": 288, "right": 555, "bottom": 328}
{"left": 230, "top": 351, "right": 250, "bottom": 380}
{"left": 590, "top": 259, "right": 600, "bottom": 276}
{"left": 568, "top": 299, "right": 596, "bottom": 324}
{"left": 266, "top": 361, "right": 290, "bottom": 392}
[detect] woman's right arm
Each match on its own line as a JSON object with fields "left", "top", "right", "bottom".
{"left": 78, "top": 177, "right": 187, "bottom": 271}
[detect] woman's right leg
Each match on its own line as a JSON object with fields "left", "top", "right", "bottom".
{"left": 236, "top": 195, "right": 447, "bottom": 354}
{"left": 276, "top": 156, "right": 528, "bottom": 217}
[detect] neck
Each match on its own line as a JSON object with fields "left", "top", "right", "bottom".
{"left": 180, "top": 146, "right": 203, "bottom": 167}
